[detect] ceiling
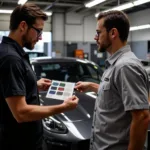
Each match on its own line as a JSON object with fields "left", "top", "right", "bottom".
{"left": 1, "top": 0, "right": 150, "bottom": 15}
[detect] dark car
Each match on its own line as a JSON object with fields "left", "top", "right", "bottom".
{"left": 30, "top": 57, "right": 103, "bottom": 150}
{"left": 26, "top": 51, "right": 46, "bottom": 61}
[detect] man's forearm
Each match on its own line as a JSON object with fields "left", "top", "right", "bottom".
{"left": 128, "top": 111, "right": 149, "bottom": 150}
{"left": 16, "top": 104, "right": 68, "bottom": 123}
{"left": 89, "top": 82, "right": 100, "bottom": 93}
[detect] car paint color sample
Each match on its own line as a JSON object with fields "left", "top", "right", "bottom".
{"left": 59, "top": 83, "right": 65, "bottom": 87}
{"left": 56, "top": 91, "right": 63, "bottom": 95}
{"left": 51, "top": 86, "right": 58, "bottom": 90}
{"left": 58, "top": 87, "right": 64, "bottom": 91}
{"left": 52, "top": 82, "right": 59, "bottom": 86}
{"left": 46, "top": 80, "right": 75, "bottom": 100}
{"left": 49, "top": 90, "right": 56, "bottom": 94}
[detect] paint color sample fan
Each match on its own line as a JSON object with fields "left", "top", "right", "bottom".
{"left": 46, "top": 80, "right": 75, "bottom": 100}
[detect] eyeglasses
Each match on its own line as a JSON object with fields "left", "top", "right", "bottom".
{"left": 96, "top": 30, "right": 101, "bottom": 37}
{"left": 30, "top": 26, "right": 42, "bottom": 37}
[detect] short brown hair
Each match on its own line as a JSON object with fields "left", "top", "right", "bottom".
{"left": 97, "top": 10, "right": 130, "bottom": 42}
{"left": 9, "top": 3, "right": 48, "bottom": 31}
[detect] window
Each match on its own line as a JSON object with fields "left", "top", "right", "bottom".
{"left": 33, "top": 61, "right": 102, "bottom": 83}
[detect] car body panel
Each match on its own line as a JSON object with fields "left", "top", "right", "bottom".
{"left": 40, "top": 91, "right": 96, "bottom": 122}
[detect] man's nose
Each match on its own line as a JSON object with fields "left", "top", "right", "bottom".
{"left": 38, "top": 34, "right": 42, "bottom": 40}
{"left": 94, "top": 35, "right": 98, "bottom": 40}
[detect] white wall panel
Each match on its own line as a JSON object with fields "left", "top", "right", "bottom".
{"left": 66, "top": 12, "right": 84, "bottom": 24}
{"left": 52, "top": 13, "right": 64, "bottom": 41}
{"left": 131, "top": 29, "right": 150, "bottom": 41}
{"left": 0, "top": 14, "right": 11, "bottom": 30}
{"left": 65, "top": 25, "right": 83, "bottom": 41}
{"left": 65, "top": 13, "right": 97, "bottom": 42}
{"left": 43, "top": 17, "right": 51, "bottom": 31}
{"left": 65, "top": 12, "right": 84, "bottom": 42}
{"left": 84, "top": 15, "right": 96, "bottom": 42}
{"left": 129, "top": 9, "right": 150, "bottom": 26}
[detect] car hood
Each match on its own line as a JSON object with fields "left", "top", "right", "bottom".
{"left": 39, "top": 91, "right": 96, "bottom": 122}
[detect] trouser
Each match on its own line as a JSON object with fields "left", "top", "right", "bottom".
{"left": 0, "top": 128, "right": 44, "bottom": 150}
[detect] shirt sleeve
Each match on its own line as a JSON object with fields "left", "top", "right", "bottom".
{"left": 116, "top": 64, "right": 149, "bottom": 111}
{"left": 1, "top": 56, "right": 26, "bottom": 98}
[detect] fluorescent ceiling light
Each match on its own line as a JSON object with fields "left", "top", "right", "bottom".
{"left": 85, "top": 0, "right": 106, "bottom": 8}
{"left": 95, "top": 2, "right": 134, "bottom": 17}
{"left": 0, "top": 10, "right": 13, "bottom": 14}
{"left": 45, "top": 11, "right": 52, "bottom": 16}
{"left": 95, "top": 0, "right": 150, "bottom": 17}
{"left": 130, "top": 24, "right": 150, "bottom": 31}
{"left": 95, "top": 12, "right": 100, "bottom": 18}
{"left": 109, "top": 3, "right": 134, "bottom": 11}
{"left": 18, "top": 0, "right": 27, "bottom": 5}
{"left": 0, "top": 9, "right": 52, "bottom": 16}
{"left": 133, "top": 0, "right": 150, "bottom": 6}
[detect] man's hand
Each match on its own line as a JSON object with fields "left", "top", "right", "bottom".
{"left": 62, "top": 95, "right": 79, "bottom": 111}
{"left": 37, "top": 78, "right": 51, "bottom": 91}
{"left": 74, "top": 81, "right": 92, "bottom": 92}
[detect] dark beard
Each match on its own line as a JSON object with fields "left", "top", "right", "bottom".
{"left": 22, "top": 32, "right": 34, "bottom": 50}
{"left": 24, "top": 42, "right": 33, "bottom": 50}
{"left": 98, "top": 46, "right": 106, "bottom": 52}
{"left": 98, "top": 42, "right": 111, "bottom": 53}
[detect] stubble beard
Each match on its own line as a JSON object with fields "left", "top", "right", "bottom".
{"left": 22, "top": 34, "right": 34, "bottom": 50}
{"left": 98, "top": 45, "right": 106, "bottom": 52}
{"left": 98, "top": 38, "right": 111, "bottom": 53}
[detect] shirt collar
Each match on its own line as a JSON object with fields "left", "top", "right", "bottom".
{"left": 2, "top": 36, "right": 27, "bottom": 57}
{"left": 105, "top": 45, "right": 131, "bottom": 68}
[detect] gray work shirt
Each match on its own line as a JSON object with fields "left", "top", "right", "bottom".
{"left": 90, "top": 45, "right": 149, "bottom": 150}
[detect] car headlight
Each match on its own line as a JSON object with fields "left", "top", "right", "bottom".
{"left": 43, "top": 116, "right": 68, "bottom": 134}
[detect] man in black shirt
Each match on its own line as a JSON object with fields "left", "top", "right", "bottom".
{"left": 0, "top": 3, "right": 79, "bottom": 150}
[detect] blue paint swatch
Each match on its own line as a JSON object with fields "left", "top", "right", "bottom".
{"left": 49, "top": 90, "right": 56, "bottom": 94}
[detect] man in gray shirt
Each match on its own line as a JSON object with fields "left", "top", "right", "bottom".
{"left": 75, "top": 10, "right": 149, "bottom": 150}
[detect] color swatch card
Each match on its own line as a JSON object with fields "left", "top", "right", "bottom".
{"left": 46, "top": 80, "right": 75, "bottom": 100}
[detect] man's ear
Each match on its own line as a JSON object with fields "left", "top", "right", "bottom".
{"left": 19, "top": 21, "right": 27, "bottom": 32}
{"left": 110, "top": 28, "right": 117, "bottom": 39}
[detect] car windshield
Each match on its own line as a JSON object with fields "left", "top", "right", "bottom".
{"left": 33, "top": 62, "right": 102, "bottom": 83}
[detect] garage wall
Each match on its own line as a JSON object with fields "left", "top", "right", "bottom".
{"left": 52, "top": 12, "right": 133, "bottom": 43}
{"left": 0, "top": 14, "right": 51, "bottom": 31}
{"left": 52, "top": 12, "right": 132, "bottom": 58}
{"left": 65, "top": 12, "right": 96, "bottom": 42}
{"left": 128, "top": 9, "right": 150, "bottom": 42}
{"left": 52, "top": 13, "right": 65, "bottom": 56}
{"left": 52, "top": 9, "right": 150, "bottom": 59}
{"left": 52, "top": 12, "right": 97, "bottom": 42}
{"left": 128, "top": 9, "right": 150, "bottom": 59}
{"left": 0, "top": 15, "right": 10, "bottom": 30}
{"left": 52, "top": 12, "right": 97, "bottom": 57}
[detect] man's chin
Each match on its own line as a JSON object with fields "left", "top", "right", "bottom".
{"left": 25, "top": 46, "right": 34, "bottom": 50}
{"left": 98, "top": 47, "right": 106, "bottom": 53}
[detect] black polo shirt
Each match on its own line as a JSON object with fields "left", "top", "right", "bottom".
{"left": 0, "top": 36, "right": 43, "bottom": 149}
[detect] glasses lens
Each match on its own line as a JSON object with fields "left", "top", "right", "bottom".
{"left": 96, "top": 31, "right": 100, "bottom": 37}
{"left": 38, "top": 31, "right": 42, "bottom": 37}
{"left": 31, "top": 26, "right": 42, "bottom": 37}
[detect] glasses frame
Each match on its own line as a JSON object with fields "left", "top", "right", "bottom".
{"left": 96, "top": 30, "right": 101, "bottom": 38}
{"left": 30, "top": 26, "right": 42, "bottom": 37}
